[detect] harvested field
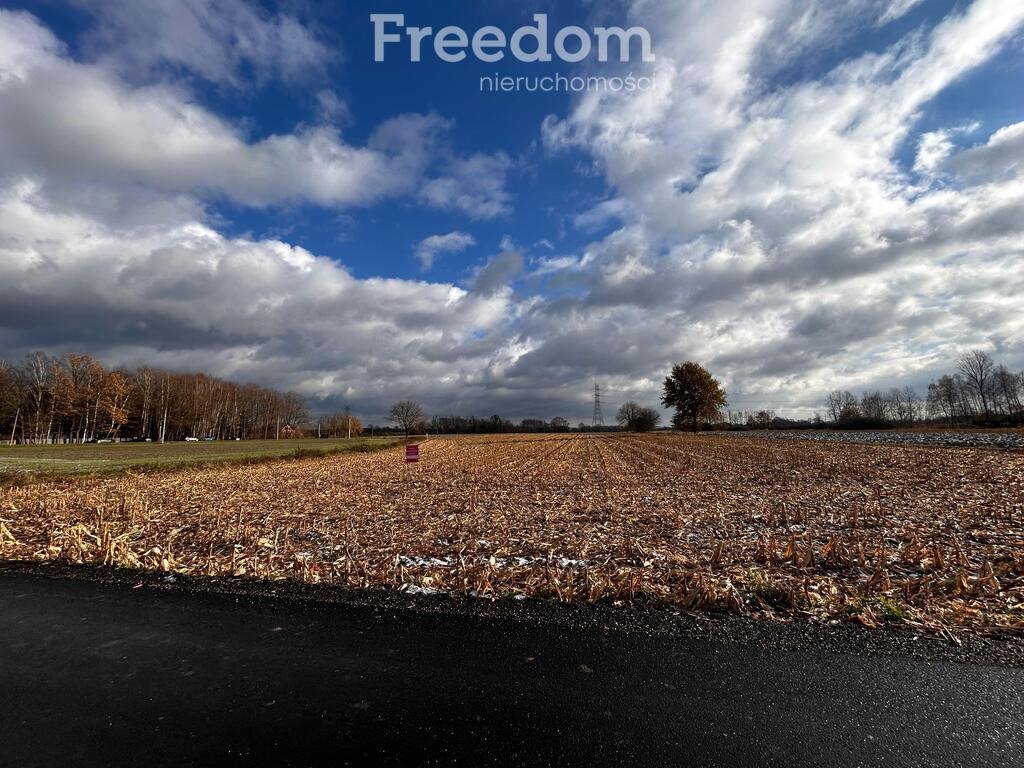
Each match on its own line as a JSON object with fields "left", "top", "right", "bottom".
{"left": 2, "top": 433, "right": 1023, "bottom": 634}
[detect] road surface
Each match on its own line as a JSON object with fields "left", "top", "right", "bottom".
{"left": 1, "top": 571, "right": 1022, "bottom": 767}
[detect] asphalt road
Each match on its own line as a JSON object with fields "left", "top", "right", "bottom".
{"left": 1, "top": 573, "right": 1022, "bottom": 768}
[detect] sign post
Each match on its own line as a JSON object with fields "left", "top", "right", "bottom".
{"left": 405, "top": 444, "right": 420, "bottom": 464}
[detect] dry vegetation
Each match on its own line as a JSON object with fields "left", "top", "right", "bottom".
{"left": 2, "top": 434, "right": 1022, "bottom": 634}
{"left": 0, "top": 437, "right": 397, "bottom": 477}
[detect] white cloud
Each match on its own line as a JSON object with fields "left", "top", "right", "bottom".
{"left": 316, "top": 89, "right": 351, "bottom": 123}
{"left": 0, "top": 180, "right": 515, "bottom": 416}
{"left": 472, "top": 250, "right": 525, "bottom": 296}
{"left": 415, "top": 231, "right": 476, "bottom": 270}
{"left": 420, "top": 153, "right": 514, "bottom": 219}
{"left": 0, "top": 12, "right": 512, "bottom": 223}
{"left": 878, "top": 0, "right": 927, "bottom": 27}
{"left": 913, "top": 122, "right": 981, "bottom": 176}
{"left": 69, "top": 0, "right": 332, "bottom": 86}
{"left": 0, "top": 12, "right": 438, "bottom": 214}
{"left": 0, "top": 10, "right": 528, "bottom": 417}
{"left": 2, "top": 2, "right": 1024, "bottom": 422}
{"left": 0, "top": 10, "right": 64, "bottom": 81}
{"left": 953, "top": 121, "right": 1024, "bottom": 181}
{"left": 527, "top": 0, "right": 1024, "bottom": 415}
{"left": 573, "top": 198, "right": 632, "bottom": 232}
{"left": 914, "top": 130, "right": 956, "bottom": 175}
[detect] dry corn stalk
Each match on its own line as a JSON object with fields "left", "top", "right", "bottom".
{"left": 1, "top": 433, "right": 1022, "bottom": 634}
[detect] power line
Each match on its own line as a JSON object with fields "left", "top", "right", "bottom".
{"left": 592, "top": 382, "right": 604, "bottom": 427}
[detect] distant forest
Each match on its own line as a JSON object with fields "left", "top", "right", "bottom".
{"left": 0, "top": 349, "right": 1020, "bottom": 444}
{"left": 724, "top": 350, "right": 1023, "bottom": 431}
{"left": 0, "top": 352, "right": 315, "bottom": 444}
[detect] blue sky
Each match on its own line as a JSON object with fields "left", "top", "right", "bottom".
{"left": 16, "top": 2, "right": 602, "bottom": 285}
{"left": 1, "top": 1, "right": 1022, "bottom": 421}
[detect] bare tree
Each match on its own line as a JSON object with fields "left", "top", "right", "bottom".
{"left": 389, "top": 400, "right": 426, "bottom": 438}
{"left": 886, "top": 386, "right": 921, "bottom": 425}
{"left": 958, "top": 350, "right": 995, "bottom": 421}
{"left": 616, "top": 401, "right": 661, "bottom": 432}
{"left": 21, "top": 351, "right": 54, "bottom": 443}
{"left": 135, "top": 367, "right": 156, "bottom": 439}
{"left": 860, "top": 391, "right": 887, "bottom": 422}
{"left": 103, "top": 371, "right": 132, "bottom": 438}
{"left": 746, "top": 410, "right": 775, "bottom": 429}
{"left": 927, "top": 376, "right": 957, "bottom": 427}
{"left": 0, "top": 359, "right": 22, "bottom": 445}
{"left": 993, "top": 365, "right": 1022, "bottom": 422}
{"left": 826, "top": 390, "right": 857, "bottom": 423}
{"left": 902, "top": 386, "right": 923, "bottom": 424}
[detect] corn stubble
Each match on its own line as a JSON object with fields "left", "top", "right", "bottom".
{"left": 2, "top": 434, "right": 1022, "bottom": 634}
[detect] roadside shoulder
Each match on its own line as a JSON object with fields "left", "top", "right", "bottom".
{"left": 3, "top": 560, "right": 1022, "bottom": 669}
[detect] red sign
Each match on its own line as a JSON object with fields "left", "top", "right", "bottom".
{"left": 405, "top": 444, "right": 420, "bottom": 463}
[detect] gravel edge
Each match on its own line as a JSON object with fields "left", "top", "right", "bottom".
{"left": 2, "top": 560, "right": 1022, "bottom": 668}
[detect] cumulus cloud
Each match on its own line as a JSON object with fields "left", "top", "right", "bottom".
{"left": 953, "top": 122, "right": 1024, "bottom": 181}
{"left": 0, "top": 180, "right": 515, "bottom": 417}
{"left": 529, "top": 0, "right": 1024, "bottom": 415}
{"left": 420, "top": 153, "right": 514, "bottom": 219}
{"left": 2, "top": 1, "right": 1024, "bottom": 422}
{"left": 0, "top": 10, "right": 515, "bottom": 233}
{"left": 0, "top": 10, "right": 521, "bottom": 420}
{"left": 914, "top": 130, "right": 957, "bottom": 176}
{"left": 0, "top": 14, "right": 445, "bottom": 214}
{"left": 415, "top": 231, "right": 476, "bottom": 271}
{"left": 472, "top": 250, "right": 525, "bottom": 296}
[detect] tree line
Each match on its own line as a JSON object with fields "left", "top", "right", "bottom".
{"left": 0, "top": 352, "right": 311, "bottom": 444}
{"left": 825, "top": 350, "right": 1022, "bottom": 429}
{"left": 377, "top": 402, "right": 576, "bottom": 436}
{"left": 638, "top": 352, "right": 1022, "bottom": 434}
{"left": 388, "top": 403, "right": 663, "bottom": 436}
{"left": 425, "top": 414, "right": 574, "bottom": 435}
{"left": 384, "top": 366, "right": 713, "bottom": 437}
{"left": 402, "top": 352, "right": 1021, "bottom": 436}
{"left": 3, "top": 348, "right": 1017, "bottom": 445}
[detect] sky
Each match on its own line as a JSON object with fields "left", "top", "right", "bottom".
{"left": 0, "top": 0, "right": 1022, "bottom": 423}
